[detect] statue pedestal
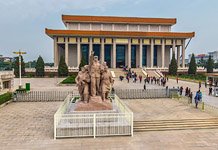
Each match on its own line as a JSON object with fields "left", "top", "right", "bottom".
{"left": 74, "top": 96, "right": 112, "bottom": 111}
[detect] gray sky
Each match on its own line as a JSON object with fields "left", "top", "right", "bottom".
{"left": 0, "top": 0, "right": 217, "bottom": 62}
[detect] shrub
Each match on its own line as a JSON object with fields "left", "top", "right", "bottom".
{"left": 16, "top": 88, "right": 26, "bottom": 92}
{"left": 0, "top": 92, "right": 12, "bottom": 105}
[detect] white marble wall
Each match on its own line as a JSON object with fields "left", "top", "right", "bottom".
{"left": 67, "top": 23, "right": 171, "bottom": 32}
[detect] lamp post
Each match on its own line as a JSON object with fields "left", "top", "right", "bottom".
{"left": 13, "top": 50, "right": 26, "bottom": 89}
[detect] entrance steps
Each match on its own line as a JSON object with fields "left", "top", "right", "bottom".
{"left": 145, "top": 70, "right": 160, "bottom": 78}
{"left": 134, "top": 118, "right": 218, "bottom": 132}
{"left": 109, "top": 68, "right": 146, "bottom": 78}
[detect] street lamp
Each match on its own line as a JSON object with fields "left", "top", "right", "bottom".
{"left": 13, "top": 50, "right": 26, "bottom": 89}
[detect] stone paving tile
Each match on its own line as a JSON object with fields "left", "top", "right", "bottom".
{"left": 1, "top": 100, "right": 218, "bottom": 149}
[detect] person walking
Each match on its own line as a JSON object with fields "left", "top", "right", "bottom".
{"left": 179, "top": 86, "right": 183, "bottom": 95}
{"left": 199, "top": 81, "right": 201, "bottom": 89}
{"left": 143, "top": 84, "right": 146, "bottom": 90}
{"left": 194, "top": 91, "right": 199, "bottom": 108}
{"left": 139, "top": 75, "right": 142, "bottom": 83}
{"left": 176, "top": 76, "right": 179, "bottom": 84}
{"left": 209, "top": 87, "right": 213, "bottom": 95}
{"left": 189, "top": 92, "right": 193, "bottom": 104}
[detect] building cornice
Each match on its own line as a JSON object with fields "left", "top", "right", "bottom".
{"left": 62, "top": 15, "right": 177, "bottom": 25}
{"left": 45, "top": 28, "right": 195, "bottom": 39}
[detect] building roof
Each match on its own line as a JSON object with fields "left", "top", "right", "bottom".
{"left": 62, "top": 15, "right": 177, "bottom": 25}
{"left": 45, "top": 29, "right": 195, "bottom": 39}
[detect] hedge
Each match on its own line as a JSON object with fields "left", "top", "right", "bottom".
{"left": 61, "top": 75, "right": 77, "bottom": 84}
{"left": 0, "top": 92, "right": 12, "bottom": 105}
{"left": 178, "top": 74, "right": 206, "bottom": 81}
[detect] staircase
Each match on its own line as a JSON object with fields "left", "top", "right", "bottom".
{"left": 146, "top": 70, "right": 160, "bottom": 78}
{"left": 109, "top": 68, "right": 146, "bottom": 78}
{"left": 134, "top": 118, "right": 218, "bottom": 132}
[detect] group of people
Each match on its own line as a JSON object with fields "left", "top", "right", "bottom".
{"left": 144, "top": 76, "right": 168, "bottom": 87}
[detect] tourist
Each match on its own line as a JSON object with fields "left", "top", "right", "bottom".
{"left": 176, "top": 76, "right": 179, "bottom": 84}
{"left": 209, "top": 87, "right": 213, "bottom": 95}
{"left": 194, "top": 91, "right": 200, "bottom": 108}
{"left": 189, "top": 92, "right": 193, "bottom": 104}
{"left": 127, "top": 76, "right": 130, "bottom": 83}
{"left": 199, "top": 81, "right": 201, "bottom": 89}
{"left": 185, "top": 87, "right": 189, "bottom": 96}
{"left": 188, "top": 88, "right": 191, "bottom": 96}
{"left": 143, "top": 84, "right": 146, "bottom": 90}
{"left": 199, "top": 90, "right": 202, "bottom": 101}
{"left": 139, "top": 75, "right": 142, "bottom": 83}
{"left": 179, "top": 86, "right": 183, "bottom": 95}
{"left": 205, "top": 81, "right": 207, "bottom": 88}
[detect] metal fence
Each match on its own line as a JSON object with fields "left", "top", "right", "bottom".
{"left": 114, "top": 88, "right": 178, "bottom": 99}
{"left": 54, "top": 94, "right": 133, "bottom": 139}
{"left": 14, "top": 90, "right": 72, "bottom": 102}
{"left": 174, "top": 96, "right": 218, "bottom": 116}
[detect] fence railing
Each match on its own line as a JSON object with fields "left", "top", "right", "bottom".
{"left": 173, "top": 96, "right": 218, "bottom": 116}
{"left": 14, "top": 90, "right": 72, "bottom": 102}
{"left": 114, "top": 88, "right": 178, "bottom": 99}
{"left": 54, "top": 94, "right": 133, "bottom": 139}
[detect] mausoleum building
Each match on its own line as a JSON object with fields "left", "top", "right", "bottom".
{"left": 45, "top": 15, "right": 195, "bottom": 69}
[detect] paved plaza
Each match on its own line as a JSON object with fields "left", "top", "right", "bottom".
{"left": 4, "top": 77, "right": 217, "bottom": 149}
{"left": 0, "top": 99, "right": 218, "bottom": 150}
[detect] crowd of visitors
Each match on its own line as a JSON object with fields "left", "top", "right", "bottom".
{"left": 119, "top": 68, "right": 168, "bottom": 90}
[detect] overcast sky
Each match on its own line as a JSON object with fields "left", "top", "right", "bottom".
{"left": 0, "top": 0, "right": 218, "bottom": 62}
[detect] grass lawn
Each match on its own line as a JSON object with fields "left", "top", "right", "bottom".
{"left": 169, "top": 74, "right": 206, "bottom": 83}
{"left": 0, "top": 92, "right": 12, "bottom": 105}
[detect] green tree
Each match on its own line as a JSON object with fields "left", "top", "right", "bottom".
{"left": 188, "top": 53, "right": 197, "bottom": 75}
{"left": 206, "top": 55, "right": 214, "bottom": 73}
{"left": 35, "top": 56, "right": 45, "bottom": 77}
{"left": 198, "top": 57, "right": 206, "bottom": 68}
{"left": 12, "top": 56, "right": 25, "bottom": 77}
{"left": 79, "top": 54, "right": 86, "bottom": 71}
{"left": 58, "top": 55, "right": 68, "bottom": 77}
{"left": 168, "top": 53, "right": 178, "bottom": 76}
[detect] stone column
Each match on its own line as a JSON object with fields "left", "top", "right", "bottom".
{"left": 150, "top": 39, "right": 154, "bottom": 68}
{"left": 101, "top": 38, "right": 105, "bottom": 63}
{"left": 112, "top": 39, "right": 116, "bottom": 68}
{"left": 182, "top": 40, "right": 185, "bottom": 68}
{"left": 77, "top": 37, "right": 81, "bottom": 67}
{"left": 139, "top": 39, "right": 142, "bottom": 68}
{"left": 54, "top": 37, "right": 58, "bottom": 67}
{"left": 65, "top": 37, "right": 69, "bottom": 66}
{"left": 128, "top": 38, "right": 131, "bottom": 68}
{"left": 89, "top": 37, "right": 92, "bottom": 56}
{"left": 172, "top": 39, "right": 176, "bottom": 55}
{"left": 177, "top": 46, "right": 180, "bottom": 68}
{"left": 161, "top": 39, "right": 165, "bottom": 68}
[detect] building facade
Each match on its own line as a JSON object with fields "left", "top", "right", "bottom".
{"left": 208, "top": 51, "right": 218, "bottom": 63}
{"left": 0, "top": 71, "right": 14, "bottom": 94}
{"left": 46, "top": 15, "right": 195, "bottom": 68}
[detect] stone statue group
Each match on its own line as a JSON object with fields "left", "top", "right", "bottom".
{"left": 75, "top": 51, "right": 114, "bottom": 103}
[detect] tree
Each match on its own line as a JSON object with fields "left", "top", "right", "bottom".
{"left": 58, "top": 55, "right": 68, "bottom": 77}
{"left": 206, "top": 55, "right": 214, "bottom": 73}
{"left": 168, "top": 53, "right": 178, "bottom": 76}
{"left": 12, "top": 56, "right": 25, "bottom": 77}
{"left": 188, "top": 53, "right": 197, "bottom": 75}
{"left": 198, "top": 57, "right": 206, "bottom": 68}
{"left": 35, "top": 56, "right": 45, "bottom": 77}
{"left": 79, "top": 54, "right": 86, "bottom": 71}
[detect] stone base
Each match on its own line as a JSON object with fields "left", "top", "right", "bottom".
{"left": 74, "top": 96, "right": 112, "bottom": 111}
